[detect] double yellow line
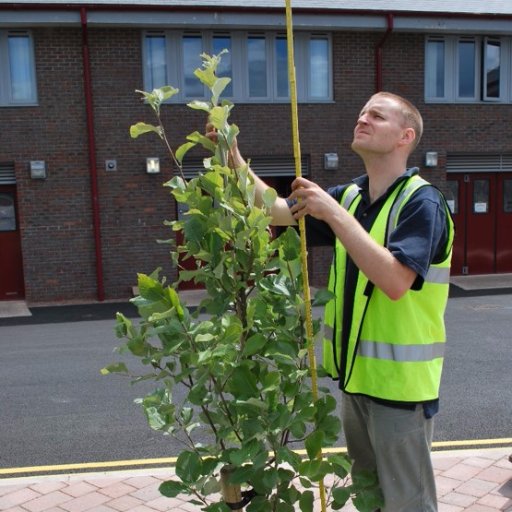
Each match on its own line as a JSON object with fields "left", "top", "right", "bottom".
{"left": 1, "top": 438, "right": 510, "bottom": 478}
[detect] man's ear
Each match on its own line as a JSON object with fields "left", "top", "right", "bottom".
{"left": 399, "top": 127, "right": 416, "bottom": 148}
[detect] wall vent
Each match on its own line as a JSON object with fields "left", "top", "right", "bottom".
{"left": 447, "top": 154, "right": 512, "bottom": 173}
{"left": 0, "top": 162, "right": 16, "bottom": 185}
{"left": 181, "top": 155, "right": 310, "bottom": 179}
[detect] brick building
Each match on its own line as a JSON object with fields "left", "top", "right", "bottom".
{"left": 0, "top": 0, "right": 511, "bottom": 304}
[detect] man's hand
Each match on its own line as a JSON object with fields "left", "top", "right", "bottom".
{"left": 288, "top": 177, "right": 343, "bottom": 223}
{"left": 204, "top": 122, "right": 294, "bottom": 226}
{"left": 205, "top": 122, "right": 245, "bottom": 169}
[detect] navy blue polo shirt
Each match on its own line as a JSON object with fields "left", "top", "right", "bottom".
{"left": 303, "top": 168, "right": 451, "bottom": 418}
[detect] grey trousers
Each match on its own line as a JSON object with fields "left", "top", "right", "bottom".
{"left": 342, "top": 393, "right": 438, "bottom": 512}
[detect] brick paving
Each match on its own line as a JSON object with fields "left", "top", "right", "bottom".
{"left": 0, "top": 448, "right": 510, "bottom": 511}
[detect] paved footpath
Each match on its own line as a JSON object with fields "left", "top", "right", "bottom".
{"left": 0, "top": 448, "right": 510, "bottom": 511}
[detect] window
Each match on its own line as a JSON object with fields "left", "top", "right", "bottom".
{"left": 0, "top": 193, "right": 16, "bottom": 231}
{"left": 473, "top": 179, "right": 489, "bottom": 214}
{"left": 182, "top": 35, "right": 204, "bottom": 98}
{"left": 248, "top": 35, "right": 268, "bottom": 98}
{"left": 457, "top": 39, "right": 476, "bottom": 99}
{"left": 425, "top": 39, "right": 445, "bottom": 98}
{"left": 483, "top": 38, "right": 501, "bottom": 100}
{"left": 446, "top": 180, "right": 459, "bottom": 214}
{"left": 143, "top": 30, "right": 332, "bottom": 103}
{"left": 0, "top": 30, "right": 37, "bottom": 106}
{"left": 425, "top": 35, "right": 512, "bottom": 103}
{"left": 212, "top": 35, "right": 233, "bottom": 97}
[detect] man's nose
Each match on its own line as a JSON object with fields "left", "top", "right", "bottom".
{"left": 356, "top": 115, "right": 369, "bottom": 126}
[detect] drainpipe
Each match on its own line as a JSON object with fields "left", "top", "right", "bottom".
{"left": 375, "top": 13, "right": 394, "bottom": 92}
{"left": 80, "top": 6, "right": 105, "bottom": 302}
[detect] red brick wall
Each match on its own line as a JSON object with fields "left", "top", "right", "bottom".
{"left": 2, "top": 26, "right": 511, "bottom": 303}
{"left": 2, "top": 28, "right": 96, "bottom": 303}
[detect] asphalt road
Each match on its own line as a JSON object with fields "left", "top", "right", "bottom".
{"left": 0, "top": 291, "right": 510, "bottom": 475}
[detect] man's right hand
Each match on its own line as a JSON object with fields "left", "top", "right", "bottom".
{"left": 205, "top": 122, "right": 245, "bottom": 169}
{"left": 204, "top": 122, "right": 295, "bottom": 226}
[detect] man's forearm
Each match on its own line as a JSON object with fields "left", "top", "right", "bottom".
{"left": 230, "top": 147, "right": 295, "bottom": 226}
{"left": 327, "top": 209, "right": 416, "bottom": 300}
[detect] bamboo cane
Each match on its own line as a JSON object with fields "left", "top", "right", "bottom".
{"left": 285, "top": 1, "right": 328, "bottom": 511}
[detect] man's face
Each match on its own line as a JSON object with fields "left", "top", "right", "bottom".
{"left": 351, "top": 96, "right": 409, "bottom": 157}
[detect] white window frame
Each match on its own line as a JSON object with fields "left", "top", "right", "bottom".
{"left": 425, "top": 34, "right": 512, "bottom": 104}
{"left": 142, "top": 30, "right": 333, "bottom": 104}
{"left": 0, "top": 30, "right": 38, "bottom": 107}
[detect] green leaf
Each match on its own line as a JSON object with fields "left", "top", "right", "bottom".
{"left": 242, "top": 333, "right": 267, "bottom": 356}
{"left": 305, "top": 430, "right": 324, "bottom": 460}
{"left": 276, "top": 447, "right": 302, "bottom": 471}
{"left": 245, "top": 496, "right": 268, "bottom": 512}
{"left": 229, "top": 440, "right": 264, "bottom": 466}
{"left": 188, "top": 373, "right": 209, "bottom": 405}
{"left": 331, "top": 486, "right": 351, "bottom": 509}
{"left": 159, "top": 479, "right": 187, "bottom": 498}
{"left": 208, "top": 105, "right": 229, "bottom": 130}
{"left": 352, "top": 469, "right": 380, "bottom": 489}
{"left": 316, "top": 415, "right": 341, "bottom": 445}
{"left": 298, "top": 460, "right": 331, "bottom": 482}
{"left": 176, "top": 142, "right": 196, "bottom": 165}
{"left": 176, "top": 451, "right": 203, "bottom": 483}
{"left": 262, "top": 187, "right": 277, "bottom": 210}
{"left": 202, "top": 476, "right": 221, "bottom": 495}
{"left": 201, "top": 457, "right": 220, "bottom": 476}
{"left": 165, "top": 286, "right": 185, "bottom": 319}
{"left": 328, "top": 453, "right": 352, "bottom": 478}
{"left": 278, "top": 228, "right": 301, "bottom": 261}
{"left": 194, "top": 67, "right": 217, "bottom": 88}
{"left": 148, "top": 308, "right": 175, "bottom": 322}
{"left": 137, "top": 273, "right": 164, "bottom": 301}
{"left": 352, "top": 486, "right": 385, "bottom": 512}
{"left": 299, "top": 490, "right": 314, "bottom": 512}
{"left": 229, "top": 366, "right": 259, "bottom": 399}
{"left": 186, "top": 131, "right": 217, "bottom": 153}
{"left": 130, "top": 122, "right": 162, "bottom": 139}
{"left": 312, "top": 287, "right": 335, "bottom": 306}
{"left": 212, "top": 77, "right": 231, "bottom": 104}
{"left": 289, "top": 420, "right": 306, "bottom": 439}
{"left": 100, "top": 362, "right": 128, "bottom": 375}
{"left": 196, "top": 333, "right": 215, "bottom": 342}
{"left": 157, "top": 85, "right": 179, "bottom": 101}
{"left": 237, "top": 397, "right": 268, "bottom": 413}
{"left": 184, "top": 216, "right": 207, "bottom": 244}
{"left": 229, "top": 464, "right": 255, "bottom": 485}
{"left": 226, "top": 123, "right": 240, "bottom": 149}
{"left": 261, "top": 371, "right": 280, "bottom": 392}
{"left": 187, "top": 100, "right": 212, "bottom": 112}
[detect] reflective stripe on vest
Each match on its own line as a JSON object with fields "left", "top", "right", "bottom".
{"left": 358, "top": 340, "right": 445, "bottom": 362}
{"left": 425, "top": 266, "right": 450, "bottom": 284}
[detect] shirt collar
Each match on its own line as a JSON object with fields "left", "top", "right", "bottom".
{"left": 351, "top": 167, "right": 419, "bottom": 192}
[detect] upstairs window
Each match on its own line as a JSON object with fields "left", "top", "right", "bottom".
{"left": 0, "top": 30, "right": 37, "bottom": 106}
{"left": 143, "top": 30, "right": 332, "bottom": 103}
{"left": 425, "top": 35, "right": 512, "bottom": 103}
{"left": 483, "top": 38, "right": 501, "bottom": 100}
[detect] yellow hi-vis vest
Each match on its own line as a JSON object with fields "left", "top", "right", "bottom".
{"left": 322, "top": 175, "right": 455, "bottom": 403}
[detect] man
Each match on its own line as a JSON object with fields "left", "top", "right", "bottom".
{"left": 214, "top": 91, "right": 454, "bottom": 511}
